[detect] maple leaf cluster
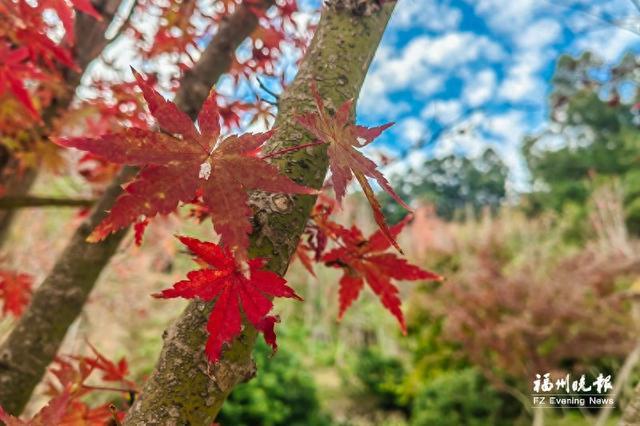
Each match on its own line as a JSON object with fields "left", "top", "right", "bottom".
{"left": 54, "top": 69, "right": 314, "bottom": 262}
{"left": 297, "top": 200, "right": 442, "bottom": 333}
{"left": 58, "top": 79, "right": 155, "bottom": 190}
{"left": 0, "top": 0, "right": 101, "bottom": 122}
{"left": 0, "top": 269, "right": 33, "bottom": 318}
{"left": 297, "top": 83, "right": 411, "bottom": 252}
{"left": 51, "top": 66, "right": 443, "bottom": 362}
{"left": 135, "top": 0, "right": 213, "bottom": 62}
{"left": 0, "top": 343, "right": 137, "bottom": 425}
{"left": 230, "top": 0, "right": 310, "bottom": 80}
{"left": 51, "top": 68, "right": 320, "bottom": 362}
{"left": 155, "top": 236, "right": 302, "bottom": 362}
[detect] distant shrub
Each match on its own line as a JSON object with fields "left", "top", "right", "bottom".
{"left": 354, "top": 347, "right": 407, "bottom": 411}
{"left": 410, "top": 368, "right": 512, "bottom": 426}
{"left": 217, "top": 340, "right": 332, "bottom": 426}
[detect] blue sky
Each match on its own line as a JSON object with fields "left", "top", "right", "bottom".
{"left": 356, "top": 0, "right": 640, "bottom": 190}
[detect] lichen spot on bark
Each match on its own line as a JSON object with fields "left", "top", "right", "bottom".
{"left": 271, "top": 194, "right": 293, "bottom": 213}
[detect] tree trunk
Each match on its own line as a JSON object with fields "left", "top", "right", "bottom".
{"left": 0, "top": 166, "right": 135, "bottom": 415}
{"left": 622, "top": 382, "right": 640, "bottom": 426}
{"left": 0, "top": 0, "right": 123, "bottom": 245}
{"left": 124, "top": 1, "right": 396, "bottom": 424}
{"left": 0, "top": 0, "right": 272, "bottom": 414}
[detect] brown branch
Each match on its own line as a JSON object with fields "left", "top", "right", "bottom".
{"left": 0, "top": 0, "right": 276, "bottom": 415}
{"left": 0, "top": 165, "right": 136, "bottom": 415}
{"left": 0, "top": 196, "right": 95, "bottom": 209}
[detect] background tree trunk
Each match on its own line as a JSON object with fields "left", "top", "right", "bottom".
{"left": 622, "top": 384, "right": 640, "bottom": 426}
{"left": 124, "top": 1, "right": 396, "bottom": 424}
{"left": 0, "top": 0, "right": 272, "bottom": 414}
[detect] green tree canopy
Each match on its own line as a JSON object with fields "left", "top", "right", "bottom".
{"left": 523, "top": 52, "right": 640, "bottom": 233}
{"left": 384, "top": 148, "right": 508, "bottom": 222}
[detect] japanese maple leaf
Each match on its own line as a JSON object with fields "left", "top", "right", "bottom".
{"left": 0, "top": 43, "right": 44, "bottom": 119}
{"left": 46, "top": 356, "right": 93, "bottom": 398}
{"left": 47, "top": 344, "right": 136, "bottom": 398}
{"left": 43, "top": 347, "right": 135, "bottom": 425}
{"left": 293, "top": 196, "right": 340, "bottom": 273}
{"left": 58, "top": 400, "right": 113, "bottom": 426}
{"left": 0, "top": 270, "right": 33, "bottom": 317}
{"left": 84, "top": 342, "right": 136, "bottom": 388}
{"left": 0, "top": 390, "right": 70, "bottom": 426}
{"left": 154, "top": 236, "right": 302, "bottom": 362}
{"left": 54, "top": 69, "right": 314, "bottom": 261}
{"left": 322, "top": 216, "right": 442, "bottom": 334}
{"left": 133, "top": 218, "right": 149, "bottom": 246}
{"left": 297, "top": 83, "right": 410, "bottom": 252}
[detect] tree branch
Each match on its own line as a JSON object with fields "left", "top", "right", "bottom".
{"left": 0, "top": 196, "right": 95, "bottom": 209}
{"left": 124, "top": 1, "right": 396, "bottom": 424}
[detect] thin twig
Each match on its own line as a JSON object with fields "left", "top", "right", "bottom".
{"left": 0, "top": 196, "right": 95, "bottom": 209}
{"left": 82, "top": 384, "right": 138, "bottom": 394}
{"left": 256, "top": 77, "right": 280, "bottom": 101}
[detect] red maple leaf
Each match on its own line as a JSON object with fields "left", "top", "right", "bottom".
{"left": 54, "top": 69, "right": 314, "bottom": 261}
{"left": 297, "top": 83, "right": 410, "bottom": 252}
{"left": 57, "top": 400, "right": 114, "bottom": 426}
{"left": 321, "top": 216, "right": 442, "bottom": 334}
{"left": 0, "top": 390, "right": 70, "bottom": 426}
{"left": 43, "top": 345, "right": 136, "bottom": 425}
{"left": 83, "top": 342, "right": 136, "bottom": 388}
{"left": 154, "top": 236, "right": 302, "bottom": 362}
{"left": 46, "top": 356, "right": 93, "bottom": 398}
{"left": 0, "top": 43, "right": 45, "bottom": 119}
{"left": 47, "top": 343, "right": 137, "bottom": 397}
{"left": 0, "top": 269, "right": 33, "bottom": 318}
{"left": 133, "top": 218, "right": 149, "bottom": 246}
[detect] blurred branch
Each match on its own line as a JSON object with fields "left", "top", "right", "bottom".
{"left": 0, "top": 196, "right": 95, "bottom": 209}
{"left": 596, "top": 341, "right": 640, "bottom": 426}
{"left": 106, "top": 0, "right": 138, "bottom": 41}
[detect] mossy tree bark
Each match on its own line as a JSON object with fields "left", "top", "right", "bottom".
{"left": 124, "top": 1, "right": 396, "bottom": 424}
{"left": 0, "top": 0, "right": 273, "bottom": 415}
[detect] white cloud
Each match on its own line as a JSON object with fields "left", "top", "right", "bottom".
{"left": 421, "top": 99, "right": 463, "bottom": 125}
{"left": 462, "top": 69, "right": 496, "bottom": 106}
{"left": 413, "top": 33, "right": 504, "bottom": 67}
{"left": 469, "top": 0, "right": 541, "bottom": 34}
{"left": 359, "top": 32, "right": 504, "bottom": 117}
{"left": 495, "top": 18, "right": 563, "bottom": 104}
{"left": 368, "top": 32, "right": 504, "bottom": 92}
{"left": 573, "top": 28, "right": 639, "bottom": 62}
{"left": 515, "top": 18, "right": 561, "bottom": 50}
{"left": 392, "top": 0, "right": 462, "bottom": 32}
{"left": 482, "top": 110, "right": 527, "bottom": 142}
{"left": 498, "top": 52, "right": 547, "bottom": 102}
{"left": 432, "top": 111, "right": 485, "bottom": 157}
{"left": 397, "top": 117, "right": 427, "bottom": 143}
